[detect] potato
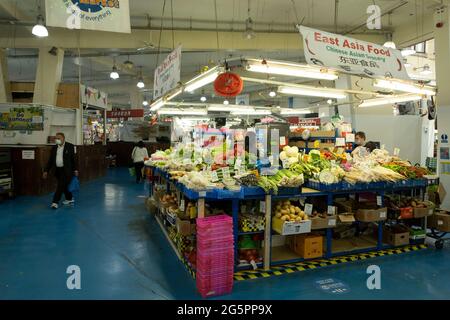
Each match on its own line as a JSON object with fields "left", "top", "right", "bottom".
{"left": 290, "top": 208, "right": 296, "bottom": 215}
{"left": 281, "top": 215, "right": 288, "bottom": 221}
{"left": 275, "top": 212, "right": 282, "bottom": 218}
{"left": 295, "top": 207, "right": 301, "bottom": 214}
{"left": 290, "top": 214, "right": 297, "bottom": 219}
{"left": 295, "top": 217, "right": 302, "bottom": 222}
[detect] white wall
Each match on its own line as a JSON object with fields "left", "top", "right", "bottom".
{"left": 0, "top": 104, "right": 76, "bottom": 145}
{"left": 354, "top": 114, "right": 422, "bottom": 164}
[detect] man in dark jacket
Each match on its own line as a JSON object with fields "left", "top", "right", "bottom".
{"left": 43, "top": 132, "right": 79, "bottom": 209}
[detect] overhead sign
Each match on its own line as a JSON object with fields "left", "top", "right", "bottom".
{"left": 153, "top": 45, "right": 182, "bottom": 99}
{"left": 298, "top": 25, "right": 409, "bottom": 80}
{"left": 46, "top": 0, "right": 131, "bottom": 33}
{"left": 107, "top": 109, "right": 144, "bottom": 119}
{"left": 80, "top": 85, "right": 108, "bottom": 109}
{"left": 235, "top": 94, "right": 250, "bottom": 105}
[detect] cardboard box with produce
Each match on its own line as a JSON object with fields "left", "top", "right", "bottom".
{"left": 272, "top": 200, "right": 311, "bottom": 235}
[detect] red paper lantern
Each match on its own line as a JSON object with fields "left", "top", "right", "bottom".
{"left": 214, "top": 72, "right": 244, "bottom": 97}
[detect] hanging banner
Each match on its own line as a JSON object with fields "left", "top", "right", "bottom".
{"left": 45, "top": 0, "right": 131, "bottom": 34}
{"left": 298, "top": 25, "right": 409, "bottom": 80}
{"left": 153, "top": 45, "right": 182, "bottom": 99}
{"left": 80, "top": 85, "right": 108, "bottom": 109}
{"left": 7, "top": 107, "right": 44, "bottom": 131}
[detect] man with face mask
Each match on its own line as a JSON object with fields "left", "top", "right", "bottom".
{"left": 43, "top": 132, "right": 78, "bottom": 209}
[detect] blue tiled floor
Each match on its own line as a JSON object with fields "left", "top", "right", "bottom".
{"left": 1, "top": 168, "right": 449, "bottom": 300}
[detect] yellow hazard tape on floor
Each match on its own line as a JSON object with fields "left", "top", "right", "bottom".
{"left": 233, "top": 244, "right": 427, "bottom": 281}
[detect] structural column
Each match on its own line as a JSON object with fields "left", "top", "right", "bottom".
{"left": 33, "top": 47, "right": 65, "bottom": 106}
{"left": 434, "top": 5, "right": 450, "bottom": 211}
{"left": 0, "top": 48, "right": 12, "bottom": 103}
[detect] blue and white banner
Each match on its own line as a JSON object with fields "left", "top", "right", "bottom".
{"left": 46, "top": 0, "right": 131, "bottom": 33}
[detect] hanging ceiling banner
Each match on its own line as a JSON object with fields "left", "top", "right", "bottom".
{"left": 298, "top": 25, "right": 409, "bottom": 80}
{"left": 153, "top": 45, "right": 182, "bottom": 99}
{"left": 45, "top": 0, "right": 131, "bottom": 33}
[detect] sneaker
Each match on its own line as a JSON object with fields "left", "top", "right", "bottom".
{"left": 51, "top": 203, "right": 59, "bottom": 209}
{"left": 62, "top": 199, "right": 75, "bottom": 206}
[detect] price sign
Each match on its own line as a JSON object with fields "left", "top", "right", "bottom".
{"left": 376, "top": 196, "right": 382, "bottom": 207}
{"left": 304, "top": 204, "right": 313, "bottom": 216}
{"left": 327, "top": 205, "right": 337, "bottom": 215}
{"left": 268, "top": 155, "right": 274, "bottom": 166}
{"left": 346, "top": 133, "right": 355, "bottom": 143}
{"left": 222, "top": 167, "right": 231, "bottom": 180}
{"left": 260, "top": 201, "right": 266, "bottom": 213}
{"left": 394, "top": 148, "right": 400, "bottom": 157}
{"left": 328, "top": 218, "right": 337, "bottom": 227}
{"left": 336, "top": 138, "right": 346, "bottom": 147}
{"left": 282, "top": 159, "right": 290, "bottom": 169}
{"left": 380, "top": 210, "right": 387, "bottom": 219}
{"left": 280, "top": 136, "right": 287, "bottom": 145}
{"left": 235, "top": 158, "right": 242, "bottom": 168}
{"left": 381, "top": 144, "right": 386, "bottom": 150}
{"left": 211, "top": 171, "right": 219, "bottom": 182}
{"left": 331, "top": 160, "right": 336, "bottom": 166}
{"left": 179, "top": 199, "right": 185, "bottom": 211}
{"left": 199, "top": 191, "right": 206, "bottom": 197}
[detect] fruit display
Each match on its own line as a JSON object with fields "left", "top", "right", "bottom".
{"left": 273, "top": 200, "right": 309, "bottom": 222}
{"left": 160, "top": 193, "right": 178, "bottom": 207}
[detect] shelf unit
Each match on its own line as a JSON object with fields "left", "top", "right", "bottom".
{"left": 289, "top": 129, "right": 354, "bottom": 153}
{"left": 148, "top": 165, "right": 429, "bottom": 274}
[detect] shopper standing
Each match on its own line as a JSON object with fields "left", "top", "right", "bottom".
{"left": 131, "top": 141, "right": 148, "bottom": 183}
{"left": 43, "top": 132, "right": 78, "bottom": 209}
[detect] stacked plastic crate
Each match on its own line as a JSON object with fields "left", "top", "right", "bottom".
{"left": 196, "top": 215, "right": 234, "bottom": 298}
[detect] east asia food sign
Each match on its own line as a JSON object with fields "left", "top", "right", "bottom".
{"left": 45, "top": 0, "right": 131, "bottom": 33}
{"left": 298, "top": 26, "right": 409, "bottom": 80}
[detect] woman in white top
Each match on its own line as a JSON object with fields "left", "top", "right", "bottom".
{"left": 132, "top": 141, "right": 149, "bottom": 183}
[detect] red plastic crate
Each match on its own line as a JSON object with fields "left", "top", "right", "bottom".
{"left": 198, "top": 283, "right": 233, "bottom": 298}
{"left": 197, "top": 273, "right": 234, "bottom": 289}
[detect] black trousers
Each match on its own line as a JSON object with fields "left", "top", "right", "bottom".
{"left": 53, "top": 167, "right": 73, "bottom": 203}
{"left": 134, "top": 162, "right": 144, "bottom": 182}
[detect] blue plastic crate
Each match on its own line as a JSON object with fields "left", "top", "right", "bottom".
{"left": 215, "top": 188, "right": 240, "bottom": 199}
{"left": 277, "top": 187, "right": 300, "bottom": 196}
{"left": 412, "top": 179, "right": 427, "bottom": 187}
{"left": 240, "top": 186, "right": 265, "bottom": 198}
{"left": 306, "top": 180, "right": 341, "bottom": 192}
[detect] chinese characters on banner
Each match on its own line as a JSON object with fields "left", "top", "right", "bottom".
{"left": 298, "top": 25, "right": 409, "bottom": 80}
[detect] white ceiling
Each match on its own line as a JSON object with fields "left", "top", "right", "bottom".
{"left": 0, "top": 0, "right": 437, "bottom": 107}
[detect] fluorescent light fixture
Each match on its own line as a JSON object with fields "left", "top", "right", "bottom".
{"left": 278, "top": 85, "right": 347, "bottom": 99}
{"left": 200, "top": 96, "right": 207, "bottom": 102}
{"left": 110, "top": 66, "right": 119, "bottom": 80}
{"left": 374, "top": 79, "right": 436, "bottom": 96}
{"left": 223, "top": 100, "right": 229, "bottom": 105}
{"left": 157, "top": 108, "right": 207, "bottom": 116}
{"left": 142, "top": 100, "right": 149, "bottom": 106}
{"left": 166, "top": 88, "right": 183, "bottom": 101}
{"left": 280, "top": 108, "right": 311, "bottom": 115}
{"left": 401, "top": 48, "right": 416, "bottom": 56}
{"left": 231, "top": 109, "right": 271, "bottom": 116}
{"left": 184, "top": 67, "right": 221, "bottom": 93}
{"left": 246, "top": 59, "right": 338, "bottom": 80}
{"left": 32, "top": 15, "right": 48, "bottom": 37}
{"left": 327, "top": 99, "right": 333, "bottom": 105}
{"left": 150, "top": 99, "right": 165, "bottom": 112}
{"left": 359, "top": 95, "right": 423, "bottom": 108}
{"left": 137, "top": 78, "right": 145, "bottom": 88}
{"left": 208, "top": 104, "right": 254, "bottom": 112}
{"left": 269, "top": 91, "right": 277, "bottom": 97}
